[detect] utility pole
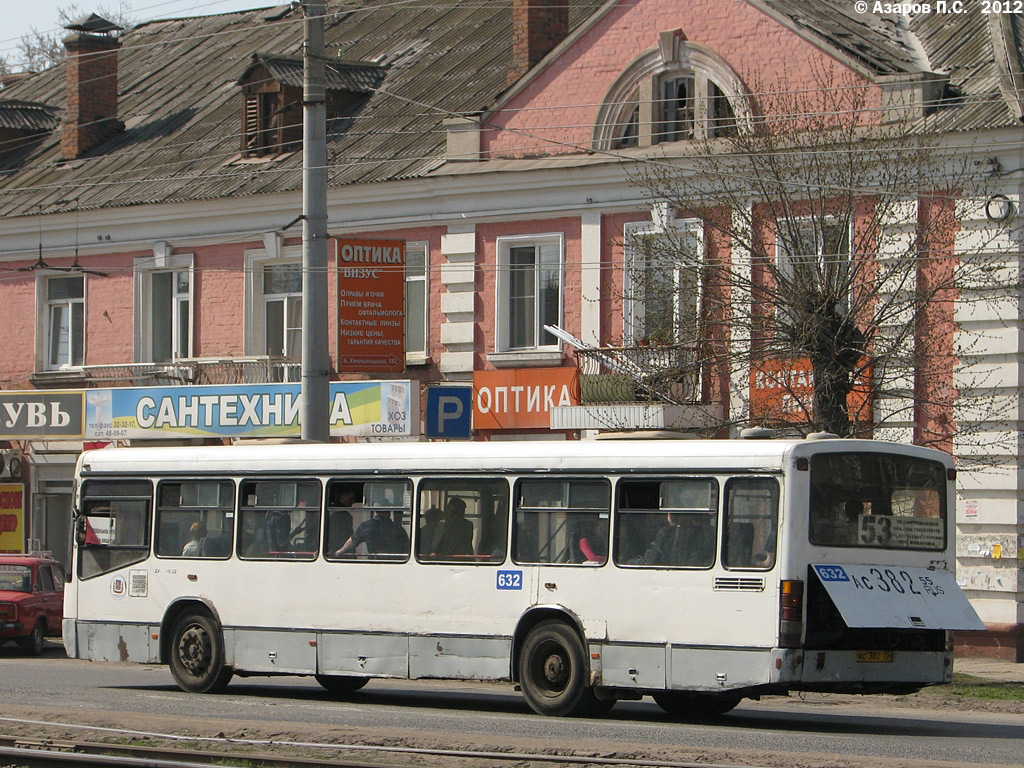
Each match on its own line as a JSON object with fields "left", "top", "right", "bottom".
{"left": 301, "top": 0, "right": 330, "bottom": 441}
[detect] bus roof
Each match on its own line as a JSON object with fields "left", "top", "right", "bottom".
{"left": 77, "top": 438, "right": 952, "bottom": 477}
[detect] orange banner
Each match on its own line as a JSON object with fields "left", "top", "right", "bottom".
{"left": 336, "top": 238, "right": 406, "bottom": 373}
{"left": 473, "top": 368, "right": 578, "bottom": 430}
{"left": 0, "top": 483, "right": 25, "bottom": 554}
{"left": 750, "top": 358, "right": 872, "bottom": 424}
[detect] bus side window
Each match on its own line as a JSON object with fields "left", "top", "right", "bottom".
{"left": 238, "top": 479, "right": 321, "bottom": 560}
{"left": 512, "top": 479, "right": 609, "bottom": 566}
{"left": 155, "top": 480, "right": 235, "bottom": 559}
{"left": 327, "top": 479, "right": 413, "bottom": 561}
{"left": 77, "top": 480, "right": 153, "bottom": 580}
{"left": 615, "top": 478, "right": 717, "bottom": 568}
{"left": 418, "top": 478, "right": 509, "bottom": 564}
{"left": 723, "top": 477, "right": 779, "bottom": 570}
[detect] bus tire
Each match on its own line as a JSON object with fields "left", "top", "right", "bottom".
{"left": 652, "top": 690, "right": 741, "bottom": 718}
{"left": 169, "top": 612, "right": 233, "bottom": 694}
{"left": 519, "top": 620, "right": 600, "bottom": 717}
{"left": 17, "top": 619, "right": 45, "bottom": 656}
{"left": 314, "top": 674, "right": 369, "bottom": 695}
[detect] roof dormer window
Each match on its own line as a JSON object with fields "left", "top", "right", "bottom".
{"left": 237, "top": 54, "right": 386, "bottom": 159}
{"left": 594, "top": 30, "right": 745, "bottom": 151}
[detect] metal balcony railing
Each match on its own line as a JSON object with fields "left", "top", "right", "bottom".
{"left": 573, "top": 343, "right": 702, "bottom": 406}
{"left": 34, "top": 357, "right": 302, "bottom": 388}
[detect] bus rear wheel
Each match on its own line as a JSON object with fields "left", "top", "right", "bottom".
{"left": 519, "top": 620, "right": 603, "bottom": 717}
{"left": 652, "top": 690, "right": 741, "bottom": 718}
{"left": 169, "top": 612, "right": 233, "bottom": 694}
{"left": 315, "top": 674, "right": 369, "bottom": 695}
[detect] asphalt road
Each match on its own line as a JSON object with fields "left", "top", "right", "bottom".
{"left": 1, "top": 642, "right": 1022, "bottom": 768}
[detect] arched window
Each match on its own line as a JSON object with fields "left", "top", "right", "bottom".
{"left": 593, "top": 31, "right": 746, "bottom": 151}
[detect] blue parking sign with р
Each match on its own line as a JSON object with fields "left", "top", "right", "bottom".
{"left": 425, "top": 386, "right": 473, "bottom": 439}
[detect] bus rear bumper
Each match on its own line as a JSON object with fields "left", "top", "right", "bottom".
{"left": 781, "top": 648, "right": 953, "bottom": 692}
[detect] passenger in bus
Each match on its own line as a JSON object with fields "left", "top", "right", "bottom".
{"left": 327, "top": 484, "right": 360, "bottom": 553}
{"left": 640, "top": 512, "right": 714, "bottom": 567}
{"left": 573, "top": 518, "right": 607, "bottom": 563}
{"left": 433, "top": 497, "right": 474, "bottom": 557}
{"left": 335, "top": 509, "right": 409, "bottom": 556}
{"left": 418, "top": 506, "right": 443, "bottom": 556}
{"left": 182, "top": 521, "right": 205, "bottom": 557}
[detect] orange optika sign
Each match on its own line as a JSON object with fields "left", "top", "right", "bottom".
{"left": 0, "top": 483, "right": 25, "bottom": 554}
{"left": 336, "top": 238, "right": 405, "bottom": 373}
{"left": 750, "top": 358, "right": 872, "bottom": 424}
{"left": 473, "top": 368, "right": 578, "bottom": 430}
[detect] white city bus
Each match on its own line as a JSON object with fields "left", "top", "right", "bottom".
{"left": 63, "top": 435, "right": 983, "bottom": 717}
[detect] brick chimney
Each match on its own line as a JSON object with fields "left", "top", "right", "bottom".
{"left": 61, "top": 17, "right": 123, "bottom": 160}
{"left": 507, "top": 0, "right": 570, "bottom": 87}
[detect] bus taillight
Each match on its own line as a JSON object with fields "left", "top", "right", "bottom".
{"left": 779, "top": 580, "right": 804, "bottom": 648}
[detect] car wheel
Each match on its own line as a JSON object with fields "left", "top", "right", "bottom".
{"left": 168, "top": 612, "right": 233, "bottom": 693}
{"left": 17, "top": 620, "right": 45, "bottom": 656}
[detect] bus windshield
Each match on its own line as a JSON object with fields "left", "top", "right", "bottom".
{"left": 809, "top": 452, "right": 946, "bottom": 551}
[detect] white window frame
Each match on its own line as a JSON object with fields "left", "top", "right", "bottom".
{"left": 493, "top": 233, "right": 564, "bottom": 356}
{"left": 623, "top": 217, "right": 704, "bottom": 346}
{"left": 593, "top": 38, "right": 747, "bottom": 151}
{"left": 134, "top": 254, "right": 194, "bottom": 363}
{"left": 36, "top": 272, "right": 86, "bottom": 371}
{"left": 244, "top": 245, "right": 303, "bottom": 359}
{"left": 405, "top": 241, "right": 429, "bottom": 363}
{"left": 774, "top": 216, "right": 853, "bottom": 317}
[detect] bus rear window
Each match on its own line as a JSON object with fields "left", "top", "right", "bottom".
{"left": 809, "top": 453, "right": 946, "bottom": 551}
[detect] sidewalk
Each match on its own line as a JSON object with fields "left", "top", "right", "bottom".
{"left": 953, "top": 657, "right": 1024, "bottom": 683}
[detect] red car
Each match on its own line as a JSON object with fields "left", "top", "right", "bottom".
{"left": 0, "top": 554, "right": 65, "bottom": 655}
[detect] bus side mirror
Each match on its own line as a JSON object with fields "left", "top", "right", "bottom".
{"left": 75, "top": 515, "right": 88, "bottom": 547}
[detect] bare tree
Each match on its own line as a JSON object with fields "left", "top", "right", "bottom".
{"left": 621, "top": 66, "right": 1014, "bottom": 450}
{"left": 1, "top": 3, "right": 133, "bottom": 76}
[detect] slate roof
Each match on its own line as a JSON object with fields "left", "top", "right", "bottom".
{"left": 238, "top": 53, "right": 386, "bottom": 93}
{"left": 0, "top": 1, "right": 592, "bottom": 219}
{"left": 0, "top": 100, "right": 59, "bottom": 132}
{"left": 0, "top": 0, "right": 1015, "bottom": 220}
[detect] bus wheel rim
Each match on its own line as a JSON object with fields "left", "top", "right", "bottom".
{"left": 178, "top": 625, "right": 212, "bottom": 675}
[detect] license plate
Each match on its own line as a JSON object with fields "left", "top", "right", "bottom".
{"left": 856, "top": 650, "right": 893, "bottom": 663}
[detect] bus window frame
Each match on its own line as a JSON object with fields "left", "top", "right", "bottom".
{"left": 722, "top": 475, "right": 779, "bottom": 571}
{"left": 511, "top": 476, "right": 610, "bottom": 567}
{"left": 324, "top": 476, "right": 413, "bottom": 563}
{"left": 76, "top": 478, "right": 154, "bottom": 580}
{"left": 416, "top": 476, "right": 510, "bottom": 565}
{"left": 153, "top": 478, "right": 236, "bottom": 560}
{"left": 613, "top": 475, "right": 719, "bottom": 570}
{"left": 236, "top": 477, "right": 323, "bottom": 561}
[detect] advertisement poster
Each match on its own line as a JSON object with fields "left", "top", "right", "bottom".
{"left": 750, "top": 358, "right": 872, "bottom": 424}
{"left": 0, "top": 483, "right": 25, "bottom": 554}
{"left": 84, "top": 381, "right": 416, "bottom": 440}
{"left": 336, "top": 238, "right": 406, "bottom": 373}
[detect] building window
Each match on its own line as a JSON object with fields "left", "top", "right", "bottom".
{"left": 45, "top": 275, "right": 84, "bottom": 369}
{"left": 134, "top": 255, "right": 194, "bottom": 364}
{"left": 495, "top": 234, "right": 562, "bottom": 352}
{"left": 405, "top": 242, "right": 428, "bottom": 358}
{"left": 594, "top": 37, "right": 745, "bottom": 151}
{"left": 263, "top": 263, "right": 302, "bottom": 361}
{"left": 153, "top": 271, "right": 191, "bottom": 362}
{"left": 775, "top": 217, "right": 852, "bottom": 317}
{"left": 624, "top": 220, "right": 702, "bottom": 346}
{"left": 245, "top": 246, "right": 302, "bottom": 381}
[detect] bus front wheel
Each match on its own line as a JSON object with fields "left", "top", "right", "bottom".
{"left": 169, "top": 612, "right": 233, "bottom": 694}
{"left": 519, "top": 620, "right": 602, "bottom": 717}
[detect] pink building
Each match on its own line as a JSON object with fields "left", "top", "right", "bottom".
{"left": 0, "top": 1, "right": 1020, "bottom": 657}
